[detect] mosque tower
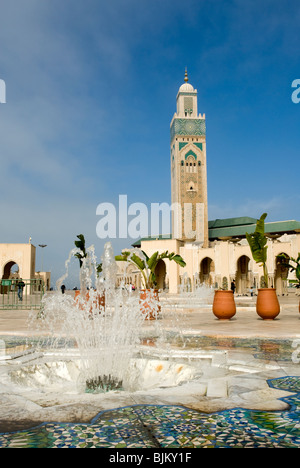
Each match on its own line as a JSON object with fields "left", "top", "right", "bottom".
{"left": 170, "top": 70, "right": 208, "bottom": 247}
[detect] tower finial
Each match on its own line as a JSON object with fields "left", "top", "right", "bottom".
{"left": 184, "top": 68, "right": 189, "bottom": 83}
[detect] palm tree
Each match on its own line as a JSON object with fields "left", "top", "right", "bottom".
{"left": 246, "top": 213, "right": 269, "bottom": 287}
{"left": 115, "top": 249, "right": 186, "bottom": 290}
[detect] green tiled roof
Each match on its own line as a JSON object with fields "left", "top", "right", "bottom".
{"left": 208, "top": 217, "right": 257, "bottom": 229}
{"left": 209, "top": 218, "right": 300, "bottom": 240}
{"left": 132, "top": 234, "right": 172, "bottom": 247}
{"left": 132, "top": 217, "right": 300, "bottom": 246}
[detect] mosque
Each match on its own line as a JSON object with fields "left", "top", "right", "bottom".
{"left": 128, "top": 72, "right": 300, "bottom": 295}
{"left": 1, "top": 72, "right": 299, "bottom": 298}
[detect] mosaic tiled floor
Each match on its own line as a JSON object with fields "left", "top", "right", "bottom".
{"left": 1, "top": 376, "right": 300, "bottom": 448}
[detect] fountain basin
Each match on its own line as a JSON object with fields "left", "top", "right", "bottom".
{"left": 8, "top": 353, "right": 199, "bottom": 394}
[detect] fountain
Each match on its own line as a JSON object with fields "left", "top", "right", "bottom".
{"left": 5, "top": 243, "right": 232, "bottom": 398}
{"left": 15, "top": 241, "right": 206, "bottom": 396}
{"left": 1, "top": 241, "right": 299, "bottom": 448}
{"left": 0, "top": 239, "right": 236, "bottom": 414}
{"left": 28, "top": 242, "right": 152, "bottom": 392}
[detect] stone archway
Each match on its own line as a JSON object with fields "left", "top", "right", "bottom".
{"left": 1, "top": 261, "right": 20, "bottom": 295}
{"left": 2, "top": 261, "right": 20, "bottom": 279}
{"left": 275, "top": 253, "right": 290, "bottom": 295}
{"left": 154, "top": 259, "right": 167, "bottom": 291}
{"left": 236, "top": 255, "right": 251, "bottom": 295}
{"left": 199, "top": 257, "right": 214, "bottom": 286}
{"left": 123, "top": 263, "right": 141, "bottom": 290}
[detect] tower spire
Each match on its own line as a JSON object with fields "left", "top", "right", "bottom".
{"left": 184, "top": 68, "right": 189, "bottom": 83}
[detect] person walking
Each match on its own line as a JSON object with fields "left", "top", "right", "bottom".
{"left": 17, "top": 278, "right": 25, "bottom": 301}
{"left": 231, "top": 280, "right": 236, "bottom": 295}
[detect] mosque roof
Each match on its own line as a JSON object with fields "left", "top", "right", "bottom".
{"left": 208, "top": 217, "right": 257, "bottom": 229}
{"left": 208, "top": 218, "right": 300, "bottom": 241}
{"left": 178, "top": 82, "right": 195, "bottom": 92}
{"left": 178, "top": 69, "right": 195, "bottom": 93}
{"left": 131, "top": 234, "right": 172, "bottom": 247}
{"left": 132, "top": 217, "right": 300, "bottom": 247}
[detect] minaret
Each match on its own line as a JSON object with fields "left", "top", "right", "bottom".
{"left": 170, "top": 71, "right": 208, "bottom": 247}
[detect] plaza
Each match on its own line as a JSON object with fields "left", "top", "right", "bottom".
{"left": 0, "top": 290, "right": 300, "bottom": 448}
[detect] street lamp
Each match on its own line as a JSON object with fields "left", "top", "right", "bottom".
{"left": 38, "top": 244, "right": 47, "bottom": 272}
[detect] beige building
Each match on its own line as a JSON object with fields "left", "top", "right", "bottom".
{"left": 0, "top": 242, "right": 51, "bottom": 291}
{"left": 131, "top": 73, "right": 300, "bottom": 295}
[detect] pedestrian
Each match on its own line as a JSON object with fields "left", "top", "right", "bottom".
{"left": 231, "top": 280, "right": 236, "bottom": 294}
{"left": 17, "top": 278, "right": 25, "bottom": 301}
{"left": 61, "top": 284, "right": 66, "bottom": 294}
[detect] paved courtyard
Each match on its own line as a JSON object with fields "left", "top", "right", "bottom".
{"left": 0, "top": 292, "right": 300, "bottom": 448}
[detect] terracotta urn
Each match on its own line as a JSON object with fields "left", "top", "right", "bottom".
{"left": 74, "top": 290, "right": 105, "bottom": 313}
{"left": 139, "top": 289, "right": 161, "bottom": 320}
{"left": 256, "top": 288, "right": 280, "bottom": 320}
{"left": 212, "top": 290, "right": 236, "bottom": 320}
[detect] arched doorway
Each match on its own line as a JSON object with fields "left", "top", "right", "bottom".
{"left": 275, "top": 253, "right": 289, "bottom": 295}
{"left": 199, "top": 257, "right": 214, "bottom": 286}
{"left": 122, "top": 263, "right": 141, "bottom": 290}
{"left": 1, "top": 261, "right": 20, "bottom": 295}
{"left": 236, "top": 255, "right": 251, "bottom": 295}
{"left": 2, "top": 261, "right": 20, "bottom": 279}
{"left": 154, "top": 259, "right": 166, "bottom": 291}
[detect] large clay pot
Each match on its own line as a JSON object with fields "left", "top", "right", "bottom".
{"left": 74, "top": 290, "right": 105, "bottom": 313}
{"left": 212, "top": 290, "right": 236, "bottom": 320}
{"left": 256, "top": 288, "right": 280, "bottom": 320}
{"left": 140, "top": 289, "right": 161, "bottom": 320}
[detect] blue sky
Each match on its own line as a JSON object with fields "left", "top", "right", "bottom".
{"left": 0, "top": 0, "right": 299, "bottom": 287}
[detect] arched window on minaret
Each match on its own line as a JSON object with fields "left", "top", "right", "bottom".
{"left": 186, "top": 154, "right": 197, "bottom": 173}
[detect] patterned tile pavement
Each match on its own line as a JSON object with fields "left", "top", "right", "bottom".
{"left": 1, "top": 376, "right": 300, "bottom": 448}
